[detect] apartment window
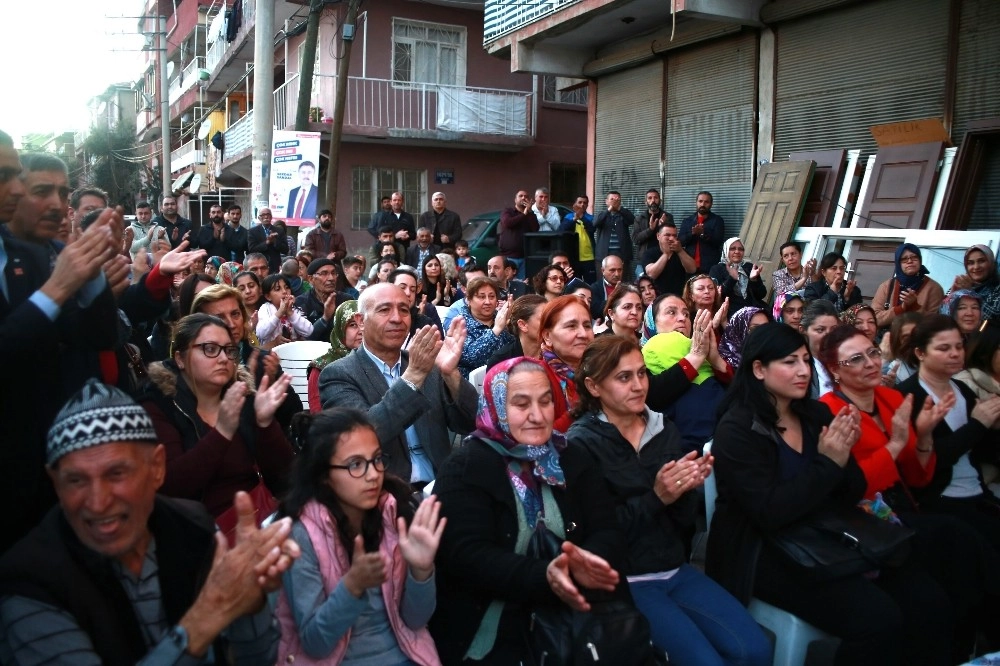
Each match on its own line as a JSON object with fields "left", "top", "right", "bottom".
{"left": 352, "top": 166, "right": 427, "bottom": 230}
{"left": 542, "top": 75, "right": 588, "bottom": 107}
{"left": 392, "top": 18, "right": 466, "bottom": 88}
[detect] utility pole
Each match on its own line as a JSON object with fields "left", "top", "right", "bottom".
{"left": 159, "top": 15, "right": 171, "bottom": 196}
{"left": 323, "top": 0, "right": 362, "bottom": 219}
{"left": 252, "top": 0, "right": 276, "bottom": 210}
{"left": 294, "top": 0, "right": 323, "bottom": 130}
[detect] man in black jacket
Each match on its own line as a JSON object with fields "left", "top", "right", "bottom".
{"left": 191, "top": 203, "right": 231, "bottom": 259}
{"left": 0, "top": 380, "right": 299, "bottom": 663}
{"left": 152, "top": 195, "right": 191, "bottom": 249}
{"left": 369, "top": 191, "right": 416, "bottom": 248}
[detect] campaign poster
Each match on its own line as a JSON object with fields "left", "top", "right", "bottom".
{"left": 269, "top": 130, "right": 321, "bottom": 227}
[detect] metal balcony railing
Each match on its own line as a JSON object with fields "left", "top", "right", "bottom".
{"left": 223, "top": 110, "right": 254, "bottom": 158}
{"left": 484, "top": 0, "right": 582, "bottom": 43}
{"left": 272, "top": 74, "right": 535, "bottom": 138}
{"left": 204, "top": 0, "right": 255, "bottom": 77}
{"left": 168, "top": 57, "right": 206, "bottom": 105}
{"left": 170, "top": 139, "right": 205, "bottom": 172}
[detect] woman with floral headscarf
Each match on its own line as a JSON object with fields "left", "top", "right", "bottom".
{"left": 872, "top": 243, "right": 945, "bottom": 329}
{"left": 205, "top": 256, "right": 224, "bottom": 280}
{"left": 772, "top": 291, "right": 805, "bottom": 329}
{"left": 841, "top": 303, "right": 879, "bottom": 344}
{"left": 306, "top": 300, "right": 362, "bottom": 412}
{"left": 950, "top": 244, "right": 1000, "bottom": 321}
{"left": 942, "top": 289, "right": 984, "bottom": 341}
{"left": 708, "top": 237, "right": 767, "bottom": 313}
{"left": 429, "top": 357, "right": 628, "bottom": 664}
{"left": 217, "top": 261, "right": 243, "bottom": 286}
{"left": 717, "top": 306, "right": 769, "bottom": 370}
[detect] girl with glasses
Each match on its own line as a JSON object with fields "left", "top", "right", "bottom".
{"left": 139, "top": 313, "right": 295, "bottom": 519}
{"left": 276, "top": 408, "right": 444, "bottom": 665}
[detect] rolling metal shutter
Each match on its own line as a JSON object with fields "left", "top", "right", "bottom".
{"left": 953, "top": 0, "right": 1000, "bottom": 230}
{"left": 664, "top": 33, "right": 757, "bottom": 239}
{"left": 594, "top": 60, "right": 664, "bottom": 214}
{"left": 773, "top": 0, "right": 948, "bottom": 160}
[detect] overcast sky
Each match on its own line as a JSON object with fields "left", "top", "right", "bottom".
{"left": 0, "top": 0, "right": 146, "bottom": 143}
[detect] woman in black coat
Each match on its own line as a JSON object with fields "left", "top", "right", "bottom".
{"left": 708, "top": 322, "right": 952, "bottom": 666}
{"left": 707, "top": 237, "right": 767, "bottom": 313}
{"left": 430, "top": 356, "right": 627, "bottom": 665}
{"left": 802, "top": 252, "right": 863, "bottom": 313}
{"left": 568, "top": 335, "right": 770, "bottom": 666}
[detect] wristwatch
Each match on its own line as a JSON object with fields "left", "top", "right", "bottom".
{"left": 166, "top": 625, "right": 189, "bottom": 652}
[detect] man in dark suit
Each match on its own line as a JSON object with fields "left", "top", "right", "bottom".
{"left": 419, "top": 192, "right": 462, "bottom": 249}
{"left": 318, "top": 283, "right": 477, "bottom": 487}
{"left": 589, "top": 254, "right": 624, "bottom": 320}
{"left": 247, "top": 207, "right": 286, "bottom": 273}
{"left": 284, "top": 160, "right": 318, "bottom": 222}
{"left": 0, "top": 129, "right": 120, "bottom": 553}
{"left": 404, "top": 227, "right": 441, "bottom": 276}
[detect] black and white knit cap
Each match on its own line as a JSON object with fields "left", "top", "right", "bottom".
{"left": 46, "top": 379, "right": 158, "bottom": 466}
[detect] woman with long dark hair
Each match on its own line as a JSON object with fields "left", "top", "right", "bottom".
{"left": 569, "top": 336, "right": 770, "bottom": 666}
{"left": 532, "top": 264, "right": 568, "bottom": 301}
{"left": 599, "top": 283, "right": 644, "bottom": 339}
{"left": 275, "top": 408, "right": 443, "bottom": 664}
{"left": 709, "top": 322, "right": 952, "bottom": 665}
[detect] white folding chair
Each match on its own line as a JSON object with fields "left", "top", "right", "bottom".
{"left": 271, "top": 340, "right": 331, "bottom": 407}
{"left": 468, "top": 365, "right": 487, "bottom": 395}
{"left": 703, "top": 441, "right": 835, "bottom": 666}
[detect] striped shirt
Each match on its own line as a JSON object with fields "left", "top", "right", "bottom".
{"left": 0, "top": 538, "right": 279, "bottom": 665}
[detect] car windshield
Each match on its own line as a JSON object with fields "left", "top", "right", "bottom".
{"left": 462, "top": 216, "right": 494, "bottom": 242}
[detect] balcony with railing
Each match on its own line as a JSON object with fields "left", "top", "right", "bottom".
{"left": 168, "top": 56, "right": 206, "bottom": 106}
{"left": 484, "top": 0, "right": 582, "bottom": 43}
{"left": 222, "top": 110, "right": 254, "bottom": 161}
{"left": 273, "top": 74, "right": 535, "bottom": 142}
{"left": 170, "top": 139, "right": 205, "bottom": 173}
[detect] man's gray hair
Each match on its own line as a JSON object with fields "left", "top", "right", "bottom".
{"left": 602, "top": 254, "right": 623, "bottom": 269}
{"left": 535, "top": 187, "right": 550, "bottom": 196}
{"left": 416, "top": 226, "right": 431, "bottom": 235}
{"left": 19, "top": 152, "right": 68, "bottom": 177}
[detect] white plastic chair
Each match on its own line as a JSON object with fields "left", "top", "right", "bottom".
{"left": 468, "top": 365, "right": 487, "bottom": 395}
{"left": 271, "top": 340, "right": 331, "bottom": 407}
{"left": 702, "top": 440, "right": 834, "bottom": 666}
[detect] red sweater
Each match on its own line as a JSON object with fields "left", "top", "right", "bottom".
{"left": 819, "top": 386, "right": 936, "bottom": 500}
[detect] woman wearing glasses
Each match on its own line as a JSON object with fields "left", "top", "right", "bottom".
{"left": 276, "top": 408, "right": 444, "bottom": 665}
{"left": 818, "top": 323, "right": 1000, "bottom": 657}
{"left": 140, "top": 313, "right": 296, "bottom": 518}
{"left": 871, "top": 244, "right": 944, "bottom": 329}
{"left": 532, "top": 264, "right": 568, "bottom": 302}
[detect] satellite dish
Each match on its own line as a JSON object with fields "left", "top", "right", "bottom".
{"left": 197, "top": 121, "right": 211, "bottom": 140}
{"left": 188, "top": 173, "right": 202, "bottom": 193}
{"left": 170, "top": 171, "right": 195, "bottom": 193}
{"left": 166, "top": 61, "right": 175, "bottom": 79}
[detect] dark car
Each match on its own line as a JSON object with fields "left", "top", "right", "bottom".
{"left": 462, "top": 205, "right": 573, "bottom": 267}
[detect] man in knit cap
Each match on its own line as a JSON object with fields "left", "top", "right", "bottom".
{"left": 0, "top": 380, "right": 300, "bottom": 664}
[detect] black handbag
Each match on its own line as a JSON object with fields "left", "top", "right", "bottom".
{"left": 768, "top": 506, "right": 915, "bottom": 582}
{"left": 526, "top": 522, "right": 658, "bottom": 665}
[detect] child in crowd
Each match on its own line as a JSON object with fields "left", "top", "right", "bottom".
{"left": 454, "top": 240, "right": 472, "bottom": 269}
{"left": 256, "top": 274, "right": 314, "bottom": 346}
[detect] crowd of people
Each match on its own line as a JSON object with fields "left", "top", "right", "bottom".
{"left": 2, "top": 125, "right": 1000, "bottom": 665}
